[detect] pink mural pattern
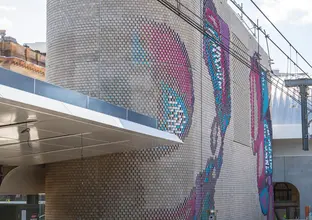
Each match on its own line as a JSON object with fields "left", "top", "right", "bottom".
{"left": 250, "top": 53, "right": 274, "bottom": 220}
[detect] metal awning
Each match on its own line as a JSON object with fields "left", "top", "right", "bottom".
{"left": 0, "top": 68, "right": 182, "bottom": 166}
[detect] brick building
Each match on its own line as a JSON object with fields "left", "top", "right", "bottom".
{"left": 0, "top": 31, "right": 45, "bottom": 81}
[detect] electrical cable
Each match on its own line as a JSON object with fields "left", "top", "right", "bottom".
{"left": 168, "top": 0, "right": 304, "bottom": 93}
{"left": 177, "top": 0, "right": 259, "bottom": 63}
{"left": 189, "top": 0, "right": 312, "bottom": 108}
{"left": 176, "top": 0, "right": 307, "bottom": 84}
{"left": 21, "top": 124, "right": 31, "bottom": 148}
{"left": 229, "top": 0, "right": 311, "bottom": 79}
{"left": 156, "top": 0, "right": 312, "bottom": 110}
{"left": 228, "top": 0, "right": 312, "bottom": 108}
{"left": 200, "top": 0, "right": 203, "bottom": 199}
{"left": 249, "top": 0, "right": 312, "bottom": 73}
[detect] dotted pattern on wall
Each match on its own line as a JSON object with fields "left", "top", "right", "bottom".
{"left": 250, "top": 53, "right": 274, "bottom": 220}
{"left": 131, "top": 21, "right": 194, "bottom": 139}
{"left": 47, "top": 0, "right": 200, "bottom": 219}
{"left": 231, "top": 34, "right": 252, "bottom": 146}
{"left": 45, "top": 0, "right": 271, "bottom": 219}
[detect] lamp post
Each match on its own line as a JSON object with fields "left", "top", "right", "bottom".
{"left": 285, "top": 78, "right": 312, "bottom": 151}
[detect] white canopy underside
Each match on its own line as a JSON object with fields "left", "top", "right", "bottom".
{"left": 0, "top": 85, "right": 182, "bottom": 166}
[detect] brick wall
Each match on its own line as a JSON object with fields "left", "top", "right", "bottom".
{"left": 0, "top": 57, "right": 45, "bottom": 80}
{"left": 46, "top": 0, "right": 272, "bottom": 219}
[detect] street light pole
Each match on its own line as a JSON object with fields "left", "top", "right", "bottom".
{"left": 285, "top": 78, "right": 312, "bottom": 151}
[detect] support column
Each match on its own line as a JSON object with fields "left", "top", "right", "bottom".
{"left": 285, "top": 78, "right": 312, "bottom": 151}
{"left": 300, "top": 85, "right": 309, "bottom": 151}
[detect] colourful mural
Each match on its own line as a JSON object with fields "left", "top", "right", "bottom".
{"left": 250, "top": 53, "right": 274, "bottom": 220}
{"left": 153, "top": 0, "right": 232, "bottom": 218}
{"left": 175, "top": 0, "right": 233, "bottom": 217}
{"left": 132, "top": 21, "right": 195, "bottom": 140}
{"left": 131, "top": 9, "right": 230, "bottom": 217}
{"left": 203, "top": 0, "right": 231, "bottom": 137}
{"left": 181, "top": 0, "right": 232, "bottom": 216}
{"left": 131, "top": 3, "right": 272, "bottom": 220}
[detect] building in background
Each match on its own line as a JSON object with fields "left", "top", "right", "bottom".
{"left": 25, "top": 42, "right": 46, "bottom": 54}
{"left": 271, "top": 71, "right": 312, "bottom": 218}
{"left": 0, "top": 30, "right": 45, "bottom": 81}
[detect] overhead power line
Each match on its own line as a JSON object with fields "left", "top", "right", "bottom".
{"left": 229, "top": 0, "right": 311, "bottom": 79}
{"left": 249, "top": 0, "right": 312, "bottom": 73}
{"left": 155, "top": 0, "right": 312, "bottom": 110}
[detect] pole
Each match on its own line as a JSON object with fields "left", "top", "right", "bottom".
{"left": 300, "top": 85, "right": 309, "bottom": 151}
{"left": 285, "top": 79, "right": 312, "bottom": 151}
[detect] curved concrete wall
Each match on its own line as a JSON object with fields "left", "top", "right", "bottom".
{"left": 46, "top": 0, "right": 273, "bottom": 219}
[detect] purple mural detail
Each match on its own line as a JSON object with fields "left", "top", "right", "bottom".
{"left": 250, "top": 53, "right": 274, "bottom": 220}
{"left": 132, "top": 21, "right": 194, "bottom": 141}
{"left": 169, "top": 121, "right": 226, "bottom": 220}
{"left": 203, "top": 1, "right": 231, "bottom": 138}
{"left": 150, "top": 0, "right": 232, "bottom": 218}
{"left": 133, "top": 1, "right": 272, "bottom": 219}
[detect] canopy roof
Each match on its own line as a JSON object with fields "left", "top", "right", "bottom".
{"left": 0, "top": 68, "right": 182, "bottom": 166}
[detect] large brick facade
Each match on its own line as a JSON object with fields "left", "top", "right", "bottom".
{"left": 46, "top": 0, "right": 273, "bottom": 219}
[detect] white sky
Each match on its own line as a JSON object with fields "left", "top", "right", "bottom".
{"left": 0, "top": 0, "right": 311, "bottom": 74}
{"left": 229, "top": 0, "right": 312, "bottom": 74}
{"left": 0, "top": 0, "right": 46, "bottom": 43}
